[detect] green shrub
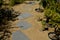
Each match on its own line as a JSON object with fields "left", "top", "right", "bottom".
{"left": 40, "top": 0, "right": 60, "bottom": 27}
{"left": 41, "top": 20, "right": 46, "bottom": 25}
{"left": 9, "top": 0, "right": 15, "bottom": 6}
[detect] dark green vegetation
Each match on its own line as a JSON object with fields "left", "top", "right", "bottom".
{"left": 0, "top": 0, "right": 3, "bottom": 6}
{"left": 0, "top": 8, "right": 19, "bottom": 25}
{"left": 40, "top": 1, "right": 60, "bottom": 39}
{"left": 0, "top": 0, "right": 20, "bottom": 40}
{"left": 0, "top": 0, "right": 40, "bottom": 6}
{"left": 9, "top": 0, "right": 25, "bottom": 6}
{"left": 0, "top": 0, "right": 25, "bottom": 6}
{"left": 0, "top": 8, "right": 19, "bottom": 40}
{"left": 40, "top": 0, "right": 60, "bottom": 28}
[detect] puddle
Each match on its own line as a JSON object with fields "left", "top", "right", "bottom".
{"left": 12, "top": 31, "right": 29, "bottom": 40}
{"left": 17, "top": 12, "right": 32, "bottom": 19}
{"left": 16, "top": 21, "right": 32, "bottom": 30}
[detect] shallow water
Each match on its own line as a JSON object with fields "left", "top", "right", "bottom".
{"left": 17, "top": 12, "right": 32, "bottom": 19}
{"left": 16, "top": 21, "right": 32, "bottom": 30}
{"left": 12, "top": 31, "right": 29, "bottom": 40}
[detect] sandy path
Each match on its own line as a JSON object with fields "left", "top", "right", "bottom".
{"left": 13, "top": 1, "right": 50, "bottom": 40}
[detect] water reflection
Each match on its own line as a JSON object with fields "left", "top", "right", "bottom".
{"left": 17, "top": 12, "right": 32, "bottom": 19}
{"left": 12, "top": 31, "right": 29, "bottom": 40}
{"left": 16, "top": 21, "right": 32, "bottom": 30}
